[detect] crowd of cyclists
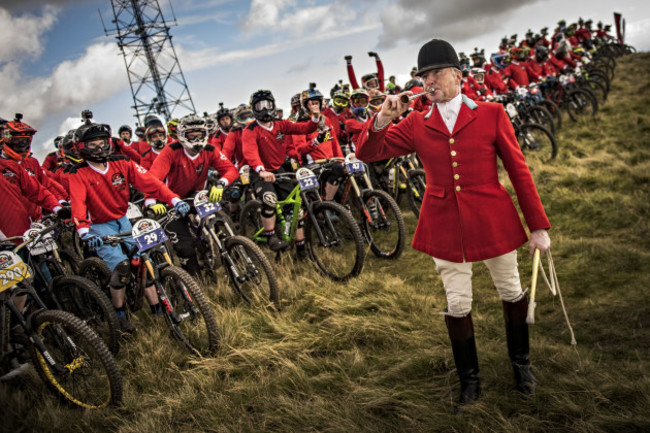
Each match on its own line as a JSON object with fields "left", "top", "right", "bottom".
{"left": 0, "top": 17, "right": 631, "bottom": 408}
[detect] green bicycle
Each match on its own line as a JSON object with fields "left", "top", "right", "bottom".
{"left": 239, "top": 167, "right": 365, "bottom": 282}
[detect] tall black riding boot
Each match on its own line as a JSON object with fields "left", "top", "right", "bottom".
{"left": 445, "top": 313, "right": 481, "bottom": 404}
{"left": 503, "top": 296, "right": 537, "bottom": 395}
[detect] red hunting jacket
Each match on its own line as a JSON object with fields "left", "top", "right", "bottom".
{"left": 355, "top": 95, "right": 550, "bottom": 262}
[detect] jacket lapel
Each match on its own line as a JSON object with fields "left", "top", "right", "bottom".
{"left": 423, "top": 105, "right": 450, "bottom": 135}
{"left": 451, "top": 96, "right": 478, "bottom": 136}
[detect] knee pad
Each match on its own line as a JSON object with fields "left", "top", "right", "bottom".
{"left": 110, "top": 260, "right": 131, "bottom": 289}
{"left": 261, "top": 191, "right": 277, "bottom": 217}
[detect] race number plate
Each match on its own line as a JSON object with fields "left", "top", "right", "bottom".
{"left": 194, "top": 190, "right": 221, "bottom": 219}
{"left": 505, "top": 103, "right": 518, "bottom": 119}
{"left": 126, "top": 202, "right": 144, "bottom": 219}
{"left": 0, "top": 251, "right": 30, "bottom": 293}
{"left": 23, "top": 223, "right": 57, "bottom": 255}
{"left": 345, "top": 160, "right": 364, "bottom": 174}
{"left": 296, "top": 167, "right": 319, "bottom": 191}
{"left": 132, "top": 218, "right": 168, "bottom": 252}
{"left": 239, "top": 165, "right": 250, "bottom": 185}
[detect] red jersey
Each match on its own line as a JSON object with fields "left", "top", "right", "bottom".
{"left": 69, "top": 156, "right": 179, "bottom": 233}
{"left": 140, "top": 148, "right": 161, "bottom": 171}
{"left": 0, "top": 166, "right": 61, "bottom": 239}
{"left": 242, "top": 118, "right": 318, "bottom": 172}
{"left": 42, "top": 152, "right": 59, "bottom": 172}
{"left": 208, "top": 130, "right": 228, "bottom": 151}
{"left": 322, "top": 107, "right": 345, "bottom": 145}
{"left": 148, "top": 142, "right": 239, "bottom": 198}
{"left": 294, "top": 117, "right": 344, "bottom": 163}
{"left": 344, "top": 115, "right": 370, "bottom": 148}
{"left": 461, "top": 76, "right": 480, "bottom": 100}
{"left": 111, "top": 138, "right": 141, "bottom": 163}
{"left": 504, "top": 61, "right": 531, "bottom": 87}
{"left": 222, "top": 127, "right": 247, "bottom": 168}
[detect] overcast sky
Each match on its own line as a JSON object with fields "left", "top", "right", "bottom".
{"left": 1, "top": 0, "right": 648, "bottom": 161}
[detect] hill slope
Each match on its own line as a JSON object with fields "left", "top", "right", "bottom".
{"left": 2, "top": 53, "right": 650, "bottom": 433}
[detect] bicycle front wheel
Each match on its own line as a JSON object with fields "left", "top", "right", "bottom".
{"left": 518, "top": 123, "right": 558, "bottom": 161}
{"left": 159, "top": 266, "right": 220, "bottom": 356}
{"left": 52, "top": 275, "right": 120, "bottom": 355}
{"left": 357, "top": 189, "right": 406, "bottom": 260}
{"left": 224, "top": 235, "right": 280, "bottom": 309}
{"left": 566, "top": 89, "right": 598, "bottom": 120}
{"left": 305, "top": 201, "right": 365, "bottom": 281}
{"left": 407, "top": 168, "right": 427, "bottom": 218}
{"left": 30, "top": 309, "right": 123, "bottom": 408}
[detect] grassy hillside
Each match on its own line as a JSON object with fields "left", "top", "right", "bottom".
{"left": 2, "top": 53, "right": 650, "bottom": 433}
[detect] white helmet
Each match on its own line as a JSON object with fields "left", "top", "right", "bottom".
{"left": 177, "top": 114, "right": 208, "bottom": 152}
{"left": 204, "top": 114, "right": 218, "bottom": 136}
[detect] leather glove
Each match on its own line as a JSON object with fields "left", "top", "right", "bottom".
{"left": 312, "top": 130, "right": 330, "bottom": 146}
{"left": 209, "top": 182, "right": 225, "bottom": 203}
{"left": 149, "top": 203, "right": 167, "bottom": 215}
{"left": 367, "top": 51, "right": 378, "bottom": 57}
{"left": 344, "top": 55, "right": 352, "bottom": 62}
{"left": 82, "top": 233, "right": 103, "bottom": 250}
{"left": 56, "top": 206, "right": 71, "bottom": 220}
{"left": 476, "top": 87, "right": 486, "bottom": 96}
{"left": 174, "top": 201, "right": 190, "bottom": 217}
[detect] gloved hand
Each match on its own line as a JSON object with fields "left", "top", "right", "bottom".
{"left": 149, "top": 203, "right": 167, "bottom": 215}
{"left": 311, "top": 130, "right": 330, "bottom": 147}
{"left": 367, "top": 51, "right": 378, "bottom": 58}
{"left": 344, "top": 55, "right": 352, "bottom": 62}
{"left": 174, "top": 200, "right": 190, "bottom": 217}
{"left": 82, "top": 233, "right": 103, "bottom": 250}
{"left": 209, "top": 182, "right": 225, "bottom": 203}
{"left": 56, "top": 206, "right": 71, "bottom": 220}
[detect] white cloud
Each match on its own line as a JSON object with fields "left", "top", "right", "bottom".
{"left": 0, "top": 6, "right": 58, "bottom": 63}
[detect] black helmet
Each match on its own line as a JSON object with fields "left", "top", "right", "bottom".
{"left": 415, "top": 39, "right": 460, "bottom": 76}
{"left": 470, "top": 48, "right": 486, "bottom": 67}
{"left": 118, "top": 124, "right": 132, "bottom": 135}
{"left": 216, "top": 102, "right": 232, "bottom": 122}
{"left": 250, "top": 90, "right": 276, "bottom": 122}
{"left": 74, "top": 122, "right": 112, "bottom": 163}
{"left": 535, "top": 46, "right": 549, "bottom": 62}
{"left": 143, "top": 115, "right": 163, "bottom": 129}
{"left": 61, "top": 129, "right": 82, "bottom": 163}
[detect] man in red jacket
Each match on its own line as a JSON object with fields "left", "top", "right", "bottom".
{"left": 355, "top": 39, "right": 551, "bottom": 406}
{"left": 68, "top": 119, "right": 189, "bottom": 333}
{"left": 147, "top": 114, "right": 238, "bottom": 276}
{"left": 242, "top": 89, "right": 320, "bottom": 252}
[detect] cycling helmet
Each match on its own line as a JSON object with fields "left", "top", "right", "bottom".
{"left": 300, "top": 88, "right": 324, "bottom": 112}
{"left": 216, "top": 102, "right": 233, "bottom": 132}
{"left": 143, "top": 115, "right": 163, "bottom": 129}
{"left": 470, "top": 67, "right": 486, "bottom": 84}
{"left": 61, "top": 130, "right": 82, "bottom": 163}
{"left": 470, "top": 48, "right": 486, "bottom": 67}
{"left": 535, "top": 46, "right": 549, "bottom": 62}
{"left": 135, "top": 125, "right": 145, "bottom": 139}
{"left": 368, "top": 89, "right": 386, "bottom": 112}
{"left": 118, "top": 125, "right": 132, "bottom": 135}
{"left": 177, "top": 114, "right": 209, "bottom": 152}
{"left": 331, "top": 90, "right": 350, "bottom": 113}
{"left": 73, "top": 119, "right": 112, "bottom": 163}
{"left": 234, "top": 104, "right": 255, "bottom": 126}
{"left": 350, "top": 89, "right": 369, "bottom": 116}
{"left": 404, "top": 77, "right": 423, "bottom": 91}
{"left": 53, "top": 135, "right": 64, "bottom": 149}
{"left": 146, "top": 124, "right": 167, "bottom": 150}
{"left": 166, "top": 118, "right": 179, "bottom": 139}
{"left": 250, "top": 90, "right": 276, "bottom": 123}
{"left": 361, "top": 73, "right": 379, "bottom": 90}
{"left": 1, "top": 114, "right": 36, "bottom": 161}
{"left": 458, "top": 52, "right": 471, "bottom": 76}
{"left": 204, "top": 114, "right": 218, "bottom": 136}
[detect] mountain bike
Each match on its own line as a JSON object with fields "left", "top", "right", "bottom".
{"left": 187, "top": 190, "right": 280, "bottom": 309}
{"left": 22, "top": 216, "right": 120, "bottom": 354}
{"left": 78, "top": 211, "right": 220, "bottom": 356}
{"left": 240, "top": 167, "right": 365, "bottom": 282}
{"left": 375, "top": 154, "right": 427, "bottom": 217}
{"left": 502, "top": 96, "right": 558, "bottom": 161}
{"left": 0, "top": 237, "right": 122, "bottom": 408}
{"left": 333, "top": 155, "right": 405, "bottom": 259}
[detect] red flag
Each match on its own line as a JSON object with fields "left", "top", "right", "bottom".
{"left": 614, "top": 12, "right": 625, "bottom": 44}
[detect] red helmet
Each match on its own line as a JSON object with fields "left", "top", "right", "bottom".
{"left": 1, "top": 114, "right": 36, "bottom": 161}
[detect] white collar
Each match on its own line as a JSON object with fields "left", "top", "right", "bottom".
{"left": 219, "top": 127, "right": 229, "bottom": 136}
{"left": 88, "top": 161, "right": 109, "bottom": 175}
{"left": 256, "top": 120, "right": 274, "bottom": 131}
{"left": 182, "top": 147, "right": 201, "bottom": 160}
{"left": 436, "top": 93, "right": 462, "bottom": 117}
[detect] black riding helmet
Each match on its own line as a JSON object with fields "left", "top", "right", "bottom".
{"left": 250, "top": 90, "right": 276, "bottom": 123}
{"left": 74, "top": 121, "right": 112, "bottom": 163}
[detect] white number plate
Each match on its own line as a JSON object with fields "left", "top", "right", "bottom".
{"left": 239, "top": 165, "right": 250, "bottom": 185}
{"left": 0, "top": 251, "right": 30, "bottom": 293}
{"left": 193, "top": 190, "right": 221, "bottom": 218}
{"left": 23, "top": 223, "right": 57, "bottom": 255}
{"left": 132, "top": 218, "right": 168, "bottom": 252}
{"left": 296, "top": 167, "right": 319, "bottom": 190}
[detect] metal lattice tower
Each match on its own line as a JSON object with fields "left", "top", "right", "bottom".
{"left": 101, "top": 0, "right": 196, "bottom": 124}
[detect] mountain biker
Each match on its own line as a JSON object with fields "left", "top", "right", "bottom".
{"left": 41, "top": 136, "right": 63, "bottom": 173}
{"left": 345, "top": 51, "right": 385, "bottom": 92}
{"left": 222, "top": 104, "right": 255, "bottom": 169}
{"left": 241, "top": 89, "right": 320, "bottom": 252}
{"left": 146, "top": 114, "right": 238, "bottom": 277}
{"left": 0, "top": 116, "right": 69, "bottom": 222}
{"left": 67, "top": 118, "right": 189, "bottom": 333}
{"left": 208, "top": 103, "right": 233, "bottom": 151}
{"left": 139, "top": 124, "right": 167, "bottom": 170}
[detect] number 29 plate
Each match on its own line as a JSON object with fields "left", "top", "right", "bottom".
{"left": 132, "top": 218, "right": 168, "bottom": 252}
